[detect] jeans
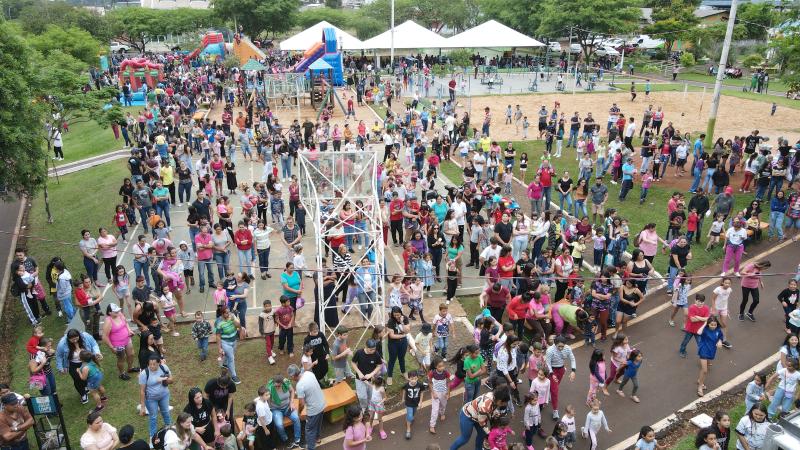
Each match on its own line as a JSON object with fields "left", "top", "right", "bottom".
{"left": 640, "top": 187, "right": 649, "bottom": 202}
{"left": 257, "top": 248, "right": 270, "bottom": 274}
{"left": 679, "top": 331, "right": 699, "bottom": 354}
{"left": 188, "top": 227, "right": 199, "bottom": 253}
{"left": 134, "top": 260, "right": 150, "bottom": 287}
{"left": 155, "top": 201, "right": 171, "bottom": 226}
{"left": 755, "top": 183, "right": 768, "bottom": 200}
{"left": 767, "top": 178, "right": 784, "bottom": 200}
{"left": 435, "top": 336, "right": 449, "bottom": 358}
{"left": 281, "top": 156, "right": 293, "bottom": 179}
{"left": 512, "top": 237, "right": 529, "bottom": 261}
{"left": 197, "top": 337, "right": 209, "bottom": 359}
{"left": 83, "top": 256, "right": 99, "bottom": 282}
{"left": 139, "top": 206, "right": 152, "bottom": 231}
{"left": 639, "top": 156, "right": 652, "bottom": 173}
{"left": 387, "top": 338, "right": 408, "bottom": 379}
{"left": 219, "top": 339, "right": 238, "bottom": 378}
{"left": 690, "top": 167, "right": 703, "bottom": 193}
{"left": 271, "top": 406, "right": 301, "bottom": 443}
{"left": 197, "top": 259, "right": 215, "bottom": 288}
{"left": 568, "top": 129, "right": 578, "bottom": 147}
{"left": 659, "top": 155, "right": 669, "bottom": 179}
{"left": 619, "top": 179, "right": 633, "bottom": 200}
{"left": 573, "top": 199, "right": 587, "bottom": 218}
{"left": 542, "top": 186, "right": 552, "bottom": 210}
{"left": 213, "top": 251, "right": 230, "bottom": 279}
{"left": 619, "top": 374, "right": 639, "bottom": 395}
{"left": 596, "top": 158, "right": 606, "bottom": 178}
{"left": 666, "top": 266, "right": 680, "bottom": 293}
{"left": 237, "top": 249, "right": 253, "bottom": 275}
{"left": 768, "top": 387, "right": 795, "bottom": 417}
{"left": 769, "top": 211, "right": 785, "bottom": 239}
{"left": 145, "top": 393, "right": 172, "bottom": 437}
{"left": 529, "top": 198, "right": 542, "bottom": 215}
{"left": 178, "top": 182, "right": 192, "bottom": 203}
{"left": 701, "top": 168, "right": 716, "bottom": 193}
{"left": 304, "top": 413, "right": 323, "bottom": 450}
{"left": 557, "top": 192, "right": 572, "bottom": 212}
{"left": 464, "top": 381, "right": 481, "bottom": 404}
{"left": 449, "top": 410, "right": 487, "bottom": 450}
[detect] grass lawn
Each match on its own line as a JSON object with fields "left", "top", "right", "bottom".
{"left": 56, "top": 106, "right": 139, "bottom": 164}
{"left": 672, "top": 401, "right": 747, "bottom": 449}
{"left": 675, "top": 72, "right": 790, "bottom": 94}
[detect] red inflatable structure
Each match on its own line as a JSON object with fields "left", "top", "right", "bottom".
{"left": 118, "top": 58, "right": 165, "bottom": 90}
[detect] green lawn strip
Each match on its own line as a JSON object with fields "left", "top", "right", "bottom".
{"left": 720, "top": 90, "right": 800, "bottom": 111}
{"left": 674, "top": 72, "right": 789, "bottom": 94}
{"left": 671, "top": 401, "right": 748, "bottom": 450}
{"left": 56, "top": 106, "right": 139, "bottom": 163}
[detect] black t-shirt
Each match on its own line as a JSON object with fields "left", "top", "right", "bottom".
{"left": 669, "top": 210, "right": 686, "bottom": 230}
{"left": 570, "top": 116, "right": 580, "bottom": 131}
{"left": 403, "top": 381, "right": 428, "bottom": 407}
{"left": 583, "top": 117, "right": 595, "bottom": 133}
{"left": 669, "top": 244, "right": 690, "bottom": 268}
{"left": 121, "top": 440, "right": 150, "bottom": 450}
{"left": 351, "top": 349, "right": 381, "bottom": 378}
{"left": 303, "top": 333, "right": 330, "bottom": 362}
{"left": 129, "top": 157, "right": 142, "bottom": 176}
{"left": 744, "top": 135, "right": 761, "bottom": 153}
{"left": 132, "top": 286, "right": 153, "bottom": 304}
{"left": 204, "top": 378, "right": 236, "bottom": 412}
{"left": 494, "top": 222, "right": 513, "bottom": 243}
{"left": 558, "top": 178, "right": 573, "bottom": 193}
{"left": 386, "top": 316, "right": 409, "bottom": 340}
{"left": 192, "top": 198, "right": 212, "bottom": 220}
{"left": 778, "top": 288, "right": 800, "bottom": 307}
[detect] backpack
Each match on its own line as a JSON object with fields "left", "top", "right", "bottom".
{"left": 143, "top": 364, "right": 168, "bottom": 397}
{"left": 150, "top": 427, "right": 171, "bottom": 450}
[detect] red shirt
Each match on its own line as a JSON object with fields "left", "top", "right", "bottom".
{"left": 234, "top": 229, "right": 253, "bottom": 251}
{"left": 26, "top": 336, "right": 40, "bottom": 356}
{"left": 506, "top": 296, "right": 528, "bottom": 321}
{"left": 498, "top": 255, "right": 515, "bottom": 278}
{"left": 449, "top": 80, "right": 456, "bottom": 89}
{"left": 75, "top": 287, "right": 90, "bottom": 307}
{"left": 538, "top": 167, "right": 554, "bottom": 187}
{"left": 684, "top": 304, "right": 710, "bottom": 334}
{"left": 484, "top": 286, "right": 510, "bottom": 309}
{"left": 389, "top": 199, "right": 404, "bottom": 221}
{"left": 687, "top": 212, "right": 698, "bottom": 232}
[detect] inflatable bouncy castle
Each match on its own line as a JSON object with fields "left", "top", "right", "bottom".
{"left": 185, "top": 32, "right": 226, "bottom": 64}
{"left": 292, "top": 27, "right": 343, "bottom": 86}
{"left": 118, "top": 58, "right": 164, "bottom": 91}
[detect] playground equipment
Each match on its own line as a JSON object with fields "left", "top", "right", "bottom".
{"left": 479, "top": 66, "right": 504, "bottom": 88}
{"left": 185, "top": 32, "right": 225, "bottom": 64}
{"left": 311, "top": 77, "right": 347, "bottom": 121}
{"left": 261, "top": 73, "right": 306, "bottom": 119}
{"left": 297, "top": 149, "right": 385, "bottom": 344}
{"left": 292, "top": 27, "right": 344, "bottom": 86}
{"left": 233, "top": 35, "right": 266, "bottom": 65}
{"left": 118, "top": 58, "right": 164, "bottom": 91}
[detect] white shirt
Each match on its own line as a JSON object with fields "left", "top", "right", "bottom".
{"left": 255, "top": 397, "right": 273, "bottom": 426}
{"left": 480, "top": 245, "right": 501, "bottom": 262}
{"left": 725, "top": 227, "right": 748, "bottom": 246}
{"left": 712, "top": 286, "right": 732, "bottom": 311}
{"left": 777, "top": 368, "right": 800, "bottom": 394}
{"left": 445, "top": 115, "right": 455, "bottom": 132}
{"left": 473, "top": 153, "right": 486, "bottom": 171}
{"left": 609, "top": 140, "right": 623, "bottom": 153}
{"left": 625, "top": 123, "right": 636, "bottom": 138}
{"left": 382, "top": 133, "right": 393, "bottom": 146}
{"left": 452, "top": 201, "right": 467, "bottom": 225}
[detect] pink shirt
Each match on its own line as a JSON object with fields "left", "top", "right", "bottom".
{"left": 741, "top": 264, "right": 761, "bottom": 289}
{"left": 343, "top": 423, "right": 367, "bottom": 450}
{"left": 97, "top": 235, "right": 118, "bottom": 259}
{"left": 637, "top": 229, "right": 659, "bottom": 257}
{"left": 195, "top": 233, "right": 213, "bottom": 260}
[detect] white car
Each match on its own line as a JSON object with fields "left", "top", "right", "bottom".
{"left": 595, "top": 46, "right": 620, "bottom": 57}
{"left": 569, "top": 43, "right": 582, "bottom": 54}
{"left": 547, "top": 41, "right": 562, "bottom": 53}
{"left": 110, "top": 42, "right": 130, "bottom": 53}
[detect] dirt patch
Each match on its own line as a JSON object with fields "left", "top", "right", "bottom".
{"left": 462, "top": 91, "right": 798, "bottom": 145}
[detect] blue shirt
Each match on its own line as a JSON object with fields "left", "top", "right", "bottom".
{"left": 698, "top": 327, "right": 724, "bottom": 360}
{"left": 693, "top": 139, "right": 703, "bottom": 158}
{"left": 622, "top": 163, "right": 635, "bottom": 181}
{"left": 623, "top": 360, "right": 641, "bottom": 378}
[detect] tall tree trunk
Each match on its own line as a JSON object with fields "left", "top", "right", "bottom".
{"left": 44, "top": 183, "right": 53, "bottom": 224}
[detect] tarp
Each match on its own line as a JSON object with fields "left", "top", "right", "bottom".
{"left": 361, "top": 20, "right": 449, "bottom": 50}
{"left": 308, "top": 58, "right": 333, "bottom": 71}
{"left": 441, "top": 20, "right": 544, "bottom": 48}
{"left": 280, "top": 21, "right": 363, "bottom": 51}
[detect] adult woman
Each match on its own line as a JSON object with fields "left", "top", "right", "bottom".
{"left": 734, "top": 404, "right": 769, "bottom": 450}
{"left": 183, "top": 387, "right": 215, "bottom": 445}
{"left": 738, "top": 261, "right": 771, "bottom": 322}
{"left": 462, "top": 161, "right": 476, "bottom": 186}
{"left": 591, "top": 272, "right": 614, "bottom": 341}
{"left": 616, "top": 279, "right": 644, "bottom": 337}
{"left": 386, "top": 306, "right": 410, "bottom": 386}
{"left": 635, "top": 223, "right": 667, "bottom": 264}
{"left": 267, "top": 374, "right": 302, "bottom": 446}
{"left": 229, "top": 272, "right": 251, "bottom": 327}
{"left": 253, "top": 221, "right": 273, "bottom": 280}
{"left": 427, "top": 223, "right": 445, "bottom": 280}
{"left": 233, "top": 221, "right": 254, "bottom": 276}
{"left": 572, "top": 178, "right": 589, "bottom": 218}
{"left": 96, "top": 228, "right": 118, "bottom": 285}
{"left": 443, "top": 210, "right": 459, "bottom": 248}
{"left": 137, "top": 331, "right": 163, "bottom": 376}
{"left": 281, "top": 263, "right": 303, "bottom": 311}
{"left": 211, "top": 224, "right": 231, "bottom": 280}
{"left": 550, "top": 295, "right": 584, "bottom": 339}
{"left": 288, "top": 176, "right": 301, "bottom": 218}
{"left": 79, "top": 229, "right": 101, "bottom": 286}
{"left": 511, "top": 212, "right": 530, "bottom": 262}
{"left": 28, "top": 337, "right": 56, "bottom": 401}
{"left": 768, "top": 190, "right": 788, "bottom": 241}
{"left": 553, "top": 246, "right": 574, "bottom": 303}
{"left": 80, "top": 412, "right": 119, "bottom": 450}
{"left": 165, "top": 412, "right": 211, "bottom": 450}
{"left": 214, "top": 307, "right": 242, "bottom": 384}
{"left": 56, "top": 329, "right": 102, "bottom": 403}
{"left": 449, "top": 384, "right": 511, "bottom": 450}
{"left": 626, "top": 249, "right": 654, "bottom": 294}
{"left": 138, "top": 355, "right": 173, "bottom": 438}
{"left": 447, "top": 236, "right": 465, "bottom": 286}
{"left": 409, "top": 230, "right": 428, "bottom": 255}
{"left": 119, "top": 178, "right": 135, "bottom": 213}
{"left": 101, "top": 304, "right": 138, "bottom": 381}
{"left": 176, "top": 161, "right": 193, "bottom": 205}
{"left": 223, "top": 157, "right": 237, "bottom": 195}
{"left": 153, "top": 181, "right": 172, "bottom": 228}
{"left": 281, "top": 216, "right": 302, "bottom": 263}
{"left": 496, "top": 246, "right": 515, "bottom": 292}
{"left": 340, "top": 201, "right": 358, "bottom": 253}
{"left": 527, "top": 175, "right": 544, "bottom": 215}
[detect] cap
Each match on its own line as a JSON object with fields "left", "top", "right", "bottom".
{"left": 725, "top": 186, "right": 733, "bottom": 194}
{"left": 482, "top": 308, "right": 491, "bottom": 318}
{"left": 109, "top": 303, "right": 122, "bottom": 313}
{"left": 1, "top": 394, "right": 19, "bottom": 406}
{"left": 366, "top": 339, "right": 378, "bottom": 349}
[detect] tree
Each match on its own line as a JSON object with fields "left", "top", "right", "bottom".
{"left": 108, "top": 8, "right": 216, "bottom": 52}
{"left": 537, "top": 0, "right": 641, "bottom": 61}
{"left": 18, "top": 1, "right": 111, "bottom": 41}
{"left": 645, "top": 0, "right": 699, "bottom": 54}
{"left": 771, "top": 6, "right": 800, "bottom": 91}
{"left": 324, "top": 0, "right": 342, "bottom": 8}
{"left": 296, "top": 7, "right": 354, "bottom": 30}
{"left": 28, "top": 25, "right": 101, "bottom": 66}
{"left": 478, "top": 0, "right": 542, "bottom": 37}
{"left": 0, "top": 20, "right": 48, "bottom": 201}
{"left": 352, "top": 15, "right": 384, "bottom": 40}
{"left": 212, "top": 0, "right": 299, "bottom": 38}
{"left": 736, "top": 2, "right": 775, "bottom": 40}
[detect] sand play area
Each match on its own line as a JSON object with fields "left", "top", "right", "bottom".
{"left": 460, "top": 90, "right": 799, "bottom": 144}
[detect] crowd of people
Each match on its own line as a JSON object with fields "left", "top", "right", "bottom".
{"left": 4, "top": 44, "right": 800, "bottom": 450}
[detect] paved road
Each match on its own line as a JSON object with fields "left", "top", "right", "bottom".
{"left": 0, "top": 199, "right": 24, "bottom": 320}
{"left": 317, "top": 237, "right": 798, "bottom": 449}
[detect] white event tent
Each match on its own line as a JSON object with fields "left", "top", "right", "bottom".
{"left": 443, "top": 20, "right": 545, "bottom": 48}
{"left": 280, "top": 21, "right": 363, "bottom": 51}
{"left": 361, "top": 20, "right": 450, "bottom": 50}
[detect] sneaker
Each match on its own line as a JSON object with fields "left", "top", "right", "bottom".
{"left": 232, "top": 376, "right": 242, "bottom": 385}
{"left": 738, "top": 314, "right": 745, "bottom": 321}
{"left": 405, "top": 431, "right": 411, "bottom": 440}
{"left": 119, "top": 373, "right": 131, "bottom": 381}
{"left": 679, "top": 351, "right": 687, "bottom": 358}
{"left": 80, "top": 394, "right": 89, "bottom": 404}
{"left": 746, "top": 313, "right": 755, "bottom": 322}
{"left": 177, "top": 203, "right": 182, "bottom": 207}
{"left": 668, "top": 320, "right": 675, "bottom": 327}
{"left": 271, "top": 351, "right": 276, "bottom": 358}
{"left": 552, "top": 410, "right": 560, "bottom": 420}
{"left": 289, "top": 441, "right": 301, "bottom": 449}
{"left": 57, "top": 311, "right": 63, "bottom": 318}
{"left": 722, "top": 341, "right": 733, "bottom": 349}
{"left": 734, "top": 272, "right": 740, "bottom": 277}
{"left": 268, "top": 356, "right": 275, "bottom": 365}
{"left": 199, "top": 286, "right": 205, "bottom": 293}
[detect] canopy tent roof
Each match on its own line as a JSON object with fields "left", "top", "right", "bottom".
{"left": 308, "top": 58, "right": 333, "bottom": 71}
{"left": 442, "top": 20, "right": 544, "bottom": 48}
{"left": 361, "top": 20, "right": 449, "bottom": 50}
{"left": 280, "top": 21, "right": 363, "bottom": 51}
{"left": 241, "top": 59, "right": 267, "bottom": 71}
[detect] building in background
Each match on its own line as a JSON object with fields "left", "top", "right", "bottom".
{"left": 140, "top": 0, "right": 209, "bottom": 9}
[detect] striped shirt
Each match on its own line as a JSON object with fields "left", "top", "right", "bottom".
{"left": 428, "top": 369, "right": 450, "bottom": 393}
{"left": 332, "top": 251, "right": 353, "bottom": 273}
{"left": 545, "top": 344, "right": 576, "bottom": 371}
{"left": 214, "top": 318, "right": 238, "bottom": 342}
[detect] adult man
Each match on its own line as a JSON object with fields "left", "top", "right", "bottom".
{"left": 448, "top": 78, "right": 456, "bottom": 102}
{"left": 472, "top": 150, "right": 486, "bottom": 182}
{"left": 194, "top": 225, "right": 215, "bottom": 293}
{"left": 639, "top": 105, "right": 653, "bottom": 137}
{"left": 743, "top": 130, "right": 763, "bottom": 157}
{"left": 132, "top": 179, "right": 154, "bottom": 232}
{"left": 688, "top": 189, "right": 710, "bottom": 244}
{"left": 350, "top": 339, "right": 382, "bottom": 411}
{"left": 482, "top": 107, "right": 492, "bottom": 137}
{"left": 667, "top": 236, "right": 692, "bottom": 294}
{"left": 389, "top": 192, "right": 404, "bottom": 246}
{"left": 302, "top": 119, "right": 315, "bottom": 148}
{"left": 0, "top": 393, "right": 34, "bottom": 450}
{"left": 128, "top": 151, "right": 144, "bottom": 184}
{"left": 479, "top": 282, "right": 511, "bottom": 323}
{"left": 537, "top": 105, "right": 548, "bottom": 139}
{"left": 624, "top": 117, "right": 636, "bottom": 152}
{"left": 582, "top": 112, "right": 595, "bottom": 140}
{"left": 568, "top": 112, "right": 580, "bottom": 147}
{"left": 711, "top": 186, "right": 736, "bottom": 220}
{"left": 382, "top": 130, "right": 394, "bottom": 162}
{"left": 289, "top": 364, "right": 326, "bottom": 450}
{"left": 607, "top": 103, "right": 620, "bottom": 131}
{"left": 589, "top": 177, "right": 608, "bottom": 225}
{"left": 413, "top": 139, "right": 426, "bottom": 174}
{"left": 618, "top": 158, "right": 636, "bottom": 201}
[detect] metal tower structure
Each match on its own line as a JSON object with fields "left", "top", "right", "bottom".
{"left": 297, "top": 149, "right": 385, "bottom": 344}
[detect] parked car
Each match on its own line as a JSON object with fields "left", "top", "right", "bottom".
{"left": 569, "top": 43, "right": 582, "bottom": 54}
{"left": 109, "top": 42, "right": 130, "bottom": 53}
{"left": 547, "top": 41, "right": 562, "bottom": 53}
{"left": 595, "top": 46, "right": 620, "bottom": 57}
{"left": 724, "top": 67, "right": 743, "bottom": 78}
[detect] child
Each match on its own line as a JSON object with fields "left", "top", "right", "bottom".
{"left": 529, "top": 367, "right": 552, "bottom": 434}
{"left": 342, "top": 405, "right": 370, "bottom": 449}
{"left": 522, "top": 116, "right": 529, "bottom": 140}
{"left": 446, "top": 259, "right": 458, "bottom": 305}
{"left": 686, "top": 208, "right": 699, "bottom": 242}
{"left": 26, "top": 325, "right": 45, "bottom": 357}
{"left": 503, "top": 166, "right": 513, "bottom": 195}
{"left": 431, "top": 304, "right": 454, "bottom": 359}
{"left": 606, "top": 334, "right": 631, "bottom": 389}
{"left": 487, "top": 416, "right": 515, "bottom": 450}
{"left": 417, "top": 253, "right": 435, "bottom": 296}
{"left": 448, "top": 347, "right": 468, "bottom": 391}
{"left": 292, "top": 244, "right": 309, "bottom": 278}
{"left": 561, "top": 405, "right": 577, "bottom": 449}
{"left": 552, "top": 422, "right": 568, "bottom": 449}
{"left": 639, "top": 170, "right": 653, "bottom": 205}
{"left": 427, "top": 357, "right": 450, "bottom": 434}
{"left": 112, "top": 265, "right": 131, "bottom": 320}
{"left": 331, "top": 327, "right": 353, "bottom": 382}
{"left": 581, "top": 399, "right": 611, "bottom": 450}
{"left": 412, "top": 324, "right": 433, "bottom": 372}
{"left": 744, "top": 373, "right": 766, "bottom": 413}
{"left": 301, "top": 344, "right": 315, "bottom": 372}
{"left": 159, "top": 285, "right": 179, "bottom": 337}
{"left": 636, "top": 425, "right": 667, "bottom": 449}
{"left": 582, "top": 311, "right": 598, "bottom": 347}
{"left": 544, "top": 437, "right": 559, "bottom": 450}
{"left": 114, "top": 205, "right": 129, "bottom": 241}
{"left": 587, "top": 349, "right": 606, "bottom": 406}
{"left": 523, "top": 392, "right": 541, "bottom": 450}
{"left": 463, "top": 344, "right": 485, "bottom": 403}
{"left": 276, "top": 295, "right": 295, "bottom": 358}
{"left": 407, "top": 276, "right": 425, "bottom": 322}
{"left": 257, "top": 300, "right": 276, "bottom": 365}
{"left": 697, "top": 316, "right": 725, "bottom": 397}
{"left": 616, "top": 349, "right": 643, "bottom": 403}
{"left": 237, "top": 402, "right": 257, "bottom": 450}
{"left": 177, "top": 242, "right": 195, "bottom": 294}
{"left": 706, "top": 215, "right": 725, "bottom": 250}
{"left": 78, "top": 350, "right": 107, "bottom": 412}
{"left": 191, "top": 311, "right": 212, "bottom": 361}
{"left": 402, "top": 370, "right": 427, "bottom": 440}
{"left": 213, "top": 281, "right": 227, "bottom": 317}
{"left": 668, "top": 270, "right": 692, "bottom": 327}
{"left": 679, "top": 293, "right": 710, "bottom": 358}
{"left": 520, "top": 153, "right": 529, "bottom": 181}
{"left": 367, "top": 376, "right": 387, "bottom": 440}
{"left": 711, "top": 278, "right": 733, "bottom": 348}
{"left": 218, "top": 423, "right": 237, "bottom": 450}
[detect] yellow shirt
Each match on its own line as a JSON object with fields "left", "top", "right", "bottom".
{"left": 160, "top": 165, "right": 174, "bottom": 185}
{"left": 155, "top": 135, "right": 166, "bottom": 145}
{"left": 570, "top": 241, "right": 586, "bottom": 259}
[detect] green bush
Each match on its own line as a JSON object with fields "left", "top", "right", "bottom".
{"left": 448, "top": 49, "right": 472, "bottom": 68}
{"left": 741, "top": 53, "right": 763, "bottom": 69}
{"left": 680, "top": 52, "right": 696, "bottom": 68}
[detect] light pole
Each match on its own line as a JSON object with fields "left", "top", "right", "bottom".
{"left": 704, "top": 0, "right": 738, "bottom": 149}
{"left": 390, "top": 0, "right": 395, "bottom": 71}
